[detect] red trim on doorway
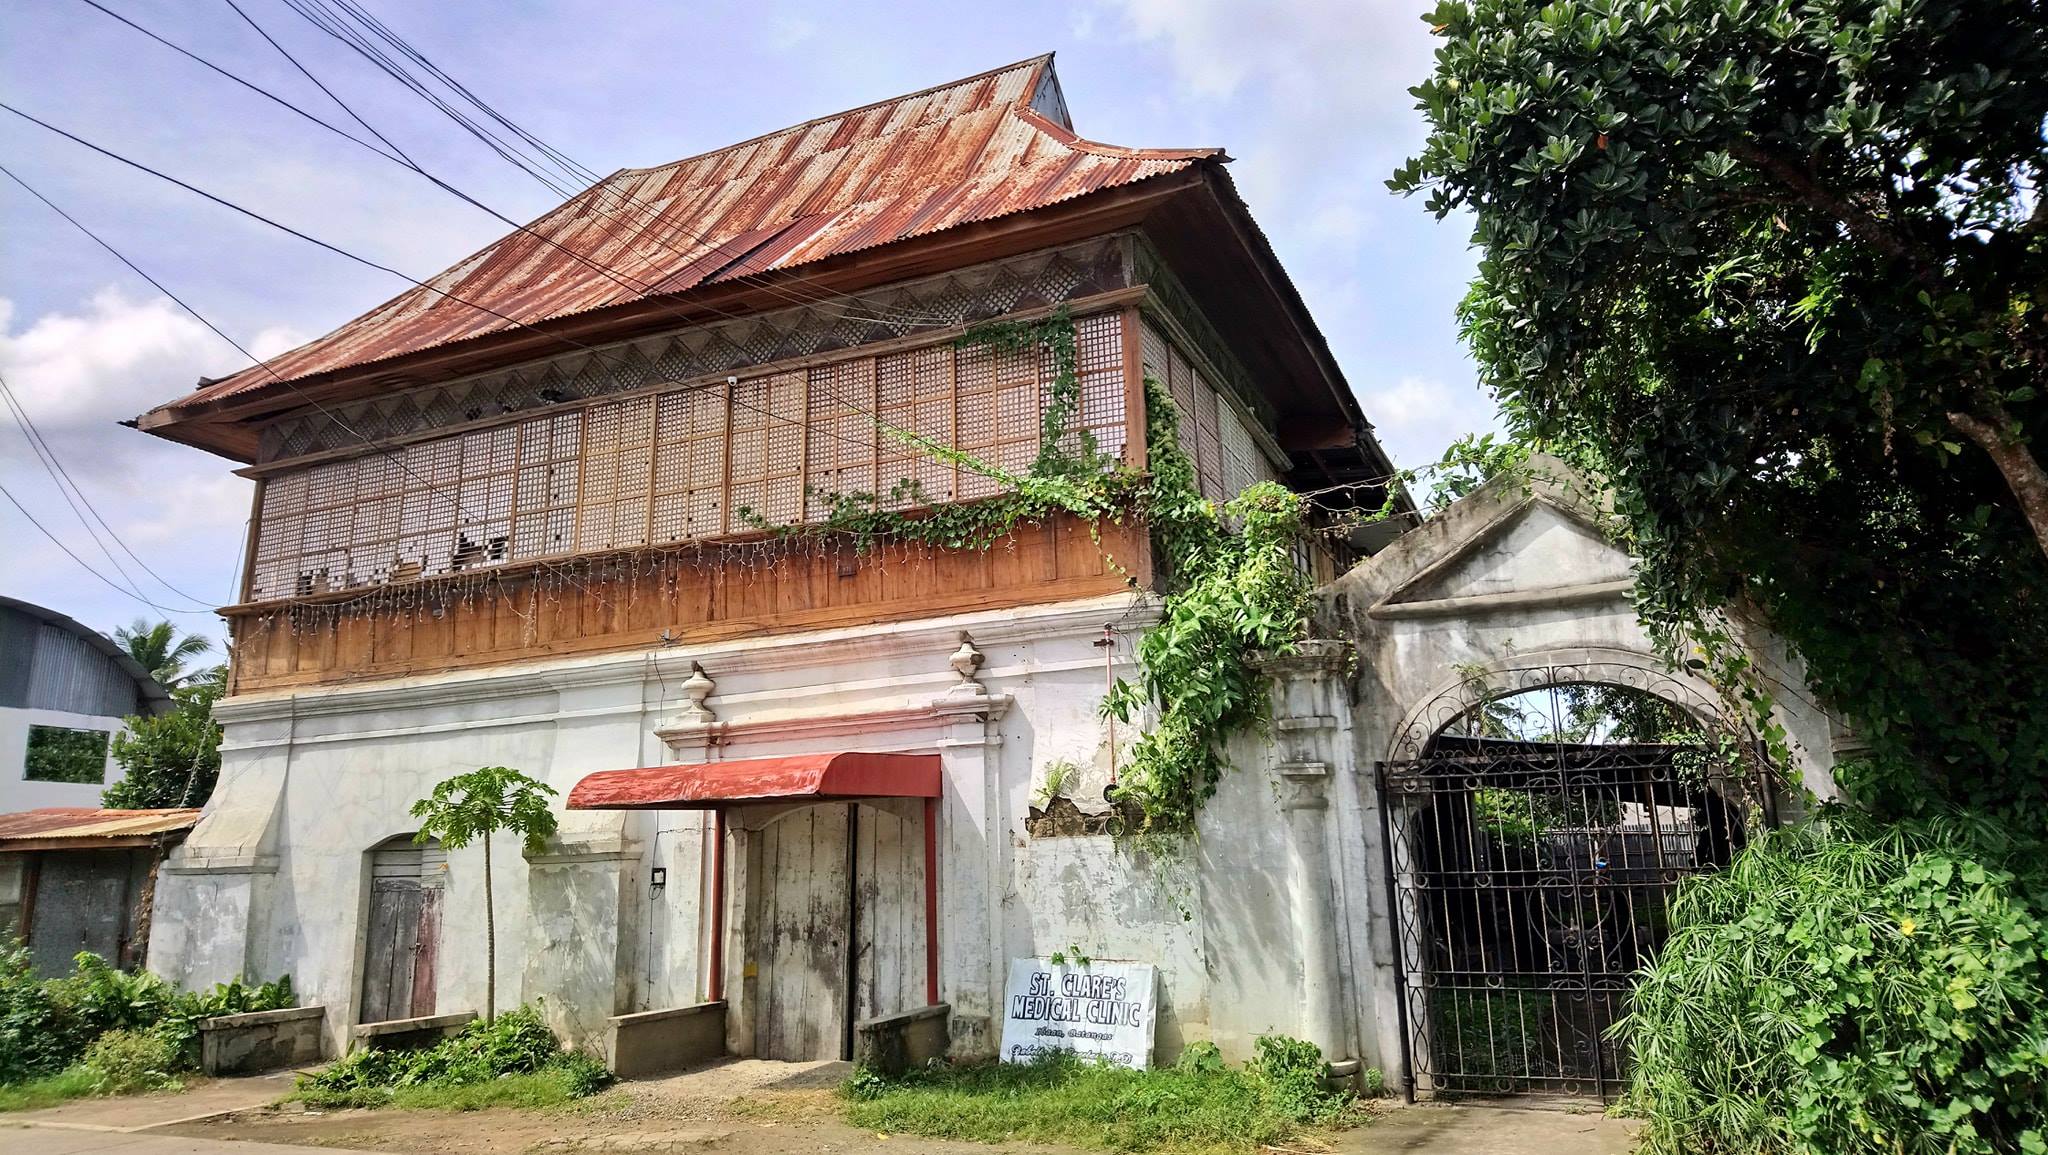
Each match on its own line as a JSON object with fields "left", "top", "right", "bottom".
{"left": 923, "top": 796, "right": 939, "bottom": 1006}
{"left": 567, "top": 751, "right": 941, "bottom": 810}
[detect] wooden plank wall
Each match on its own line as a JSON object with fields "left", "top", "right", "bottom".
{"left": 853, "top": 802, "right": 927, "bottom": 1023}
{"left": 227, "top": 513, "right": 1148, "bottom": 692}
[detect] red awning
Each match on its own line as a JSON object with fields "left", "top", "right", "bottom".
{"left": 566, "top": 751, "right": 941, "bottom": 811}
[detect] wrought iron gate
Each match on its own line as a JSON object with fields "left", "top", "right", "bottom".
{"left": 1379, "top": 737, "right": 1771, "bottom": 1099}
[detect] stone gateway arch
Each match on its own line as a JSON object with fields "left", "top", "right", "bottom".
{"left": 1258, "top": 456, "right": 1843, "bottom": 1098}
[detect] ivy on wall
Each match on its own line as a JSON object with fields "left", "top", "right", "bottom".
{"left": 744, "top": 308, "right": 1345, "bottom": 840}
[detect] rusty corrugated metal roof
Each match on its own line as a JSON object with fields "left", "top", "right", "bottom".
{"left": 152, "top": 55, "right": 1217, "bottom": 415}
{"left": 0, "top": 807, "right": 200, "bottom": 848}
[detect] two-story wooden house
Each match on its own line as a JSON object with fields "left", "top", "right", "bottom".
{"left": 137, "top": 56, "right": 1406, "bottom": 1067}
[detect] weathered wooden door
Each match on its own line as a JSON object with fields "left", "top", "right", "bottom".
{"left": 27, "top": 850, "right": 136, "bottom": 976}
{"left": 360, "top": 840, "right": 445, "bottom": 1023}
{"left": 747, "top": 803, "right": 930, "bottom": 1061}
{"left": 749, "top": 806, "right": 851, "bottom": 1060}
{"left": 852, "top": 802, "right": 927, "bottom": 1025}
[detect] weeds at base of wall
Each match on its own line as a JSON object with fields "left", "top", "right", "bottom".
{"left": 293, "top": 1005, "right": 612, "bottom": 1110}
{"left": 842, "top": 1037, "right": 1377, "bottom": 1154}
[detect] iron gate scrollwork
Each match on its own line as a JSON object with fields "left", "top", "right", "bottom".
{"left": 1377, "top": 678, "right": 1775, "bottom": 1100}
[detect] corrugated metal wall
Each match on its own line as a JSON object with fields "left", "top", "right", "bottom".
{"left": 0, "top": 607, "right": 146, "bottom": 716}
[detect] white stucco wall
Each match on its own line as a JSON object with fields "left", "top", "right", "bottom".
{"left": 0, "top": 706, "right": 127, "bottom": 811}
{"left": 147, "top": 592, "right": 1334, "bottom": 1062}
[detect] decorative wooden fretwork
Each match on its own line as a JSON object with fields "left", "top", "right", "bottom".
{"left": 257, "top": 237, "right": 1131, "bottom": 464}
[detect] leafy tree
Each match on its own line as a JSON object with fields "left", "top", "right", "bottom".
{"left": 408, "top": 768, "right": 558, "bottom": 1023}
{"left": 1421, "top": 432, "right": 1533, "bottom": 512}
{"left": 102, "top": 665, "right": 225, "bottom": 809}
{"left": 111, "top": 620, "right": 214, "bottom": 691}
{"left": 1392, "top": 0, "right": 2048, "bottom": 819}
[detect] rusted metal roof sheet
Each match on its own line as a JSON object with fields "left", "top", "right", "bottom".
{"left": 154, "top": 55, "right": 1216, "bottom": 415}
{"left": 0, "top": 808, "right": 200, "bottom": 849}
{"left": 566, "top": 752, "right": 941, "bottom": 810}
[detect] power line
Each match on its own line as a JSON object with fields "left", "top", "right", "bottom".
{"left": 0, "top": 380, "right": 151, "bottom": 601}
{"left": 264, "top": 0, "right": 966, "bottom": 328}
{"left": 73, "top": 0, "right": 953, "bottom": 370}
{"left": 0, "top": 157, "right": 591, "bottom": 610}
{"left": 0, "top": 483, "right": 215, "bottom": 616}
{"left": 324, "top": 0, "right": 598, "bottom": 184}
{"left": 220, "top": 0, "right": 419, "bottom": 168}
{"left": 0, "top": 118, "right": 919, "bottom": 617}
{"left": 0, "top": 100, "right": 914, "bottom": 461}
{"left": 0, "top": 371, "right": 216, "bottom": 608}
{"left": 280, "top": 0, "right": 588, "bottom": 197}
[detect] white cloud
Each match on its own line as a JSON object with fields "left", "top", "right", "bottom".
{"left": 769, "top": 15, "right": 820, "bottom": 49}
{"left": 1360, "top": 375, "right": 1502, "bottom": 470}
{"left": 0, "top": 289, "right": 305, "bottom": 457}
{"left": 0, "top": 290, "right": 271, "bottom": 642}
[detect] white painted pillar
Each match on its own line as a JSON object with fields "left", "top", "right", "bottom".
{"left": 929, "top": 634, "right": 1011, "bottom": 1058}
{"left": 1257, "top": 640, "right": 1356, "bottom": 1065}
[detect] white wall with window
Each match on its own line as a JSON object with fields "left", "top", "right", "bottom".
{"left": 0, "top": 707, "right": 125, "bottom": 811}
{"left": 0, "top": 597, "right": 170, "bottom": 812}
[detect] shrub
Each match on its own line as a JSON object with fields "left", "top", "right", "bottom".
{"left": 0, "top": 945, "right": 292, "bottom": 1088}
{"left": 1623, "top": 814, "right": 2048, "bottom": 1155}
{"left": 80, "top": 1029, "right": 181, "bottom": 1095}
{"left": 295, "top": 1005, "right": 611, "bottom": 1108}
{"left": 153, "top": 975, "right": 295, "bottom": 1070}
{"left": 0, "top": 947, "right": 67, "bottom": 1084}
{"left": 1245, "top": 1035, "right": 1345, "bottom": 1125}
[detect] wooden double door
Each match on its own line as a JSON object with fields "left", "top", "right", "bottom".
{"left": 360, "top": 839, "right": 446, "bottom": 1024}
{"left": 746, "top": 802, "right": 927, "bottom": 1060}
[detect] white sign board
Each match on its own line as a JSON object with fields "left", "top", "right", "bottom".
{"left": 999, "top": 957, "right": 1157, "bottom": 1070}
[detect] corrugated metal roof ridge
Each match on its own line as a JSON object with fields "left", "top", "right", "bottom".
{"left": 149, "top": 53, "right": 1221, "bottom": 416}
{"left": 607, "top": 54, "right": 1052, "bottom": 181}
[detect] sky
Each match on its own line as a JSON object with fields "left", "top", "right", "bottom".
{"left": 0, "top": 0, "right": 1494, "bottom": 652}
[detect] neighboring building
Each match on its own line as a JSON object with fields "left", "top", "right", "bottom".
{"left": 132, "top": 55, "right": 1835, "bottom": 1098}
{"left": 0, "top": 807, "right": 199, "bottom": 975}
{"left": 0, "top": 596, "right": 172, "bottom": 812}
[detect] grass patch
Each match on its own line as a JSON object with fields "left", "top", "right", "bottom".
{"left": 0, "top": 1067, "right": 102, "bottom": 1112}
{"left": 842, "top": 1047, "right": 1369, "bottom": 1155}
{"left": 297, "top": 1066, "right": 608, "bottom": 1112}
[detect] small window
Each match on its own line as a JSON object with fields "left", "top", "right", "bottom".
{"left": 23, "top": 725, "right": 110, "bottom": 784}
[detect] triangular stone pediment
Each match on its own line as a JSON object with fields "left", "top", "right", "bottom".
{"left": 1381, "top": 497, "right": 1632, "bottom": 610}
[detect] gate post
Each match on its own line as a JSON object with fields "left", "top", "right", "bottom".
{"left": 1255, "top": 640, "right": 1355, "bottom": 1067}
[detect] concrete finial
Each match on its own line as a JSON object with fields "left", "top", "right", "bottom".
{"left": 949, "top": 632, "right": 985, "bottom": 685}
{"left": 676, "top": 661, "right": 717, "bottom": 725}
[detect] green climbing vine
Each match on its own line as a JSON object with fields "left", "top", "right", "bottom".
{"left": 1101, "top": 386, "right": 1314, "bottom": 841}
{"left": 739, "top": 308, "right": 1342, "bottom": 841}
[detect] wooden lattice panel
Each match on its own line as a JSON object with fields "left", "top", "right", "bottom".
{"left": 805, "top": 359, "right": 878, "bottom": 520}
{"left": 728, "top": 372, "right": 806, "bottom": 529}
{"left": 877, "top": 345, "right": 956, "bottom": 510}
{"left": 651, "top": 385, "right": 727, "bottom": 543}
{"left": 245, "top": 310, "right": 1133, "bottom": 603}
{"left": 1139, "top": 317, "right": 1264, "bottom": 503}
{"left": 1069, "top": 312, "right": 1127, "bottom": 461}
